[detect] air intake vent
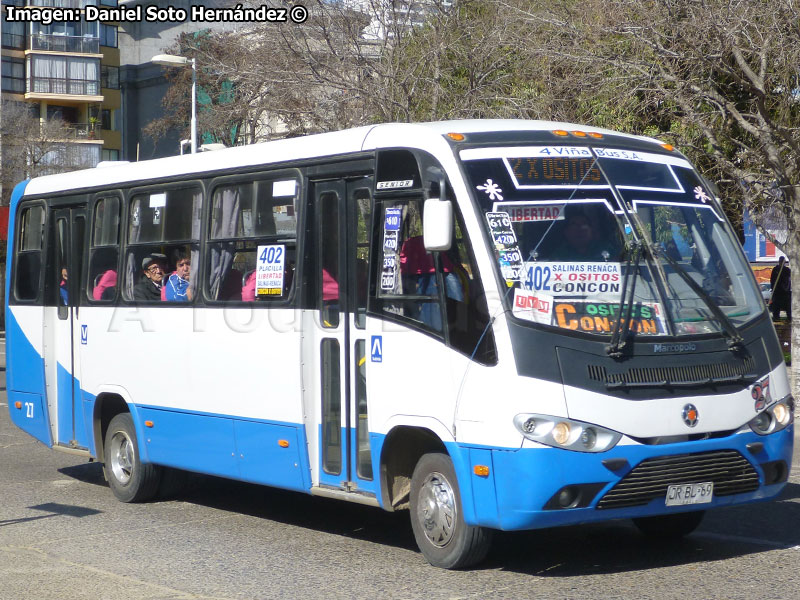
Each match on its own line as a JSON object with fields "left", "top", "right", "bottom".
{"left": 597, "top": 450, "right": 759, "bottom": 509}
{"left": 588, "top": 357, "right": 756, "bottom": 389}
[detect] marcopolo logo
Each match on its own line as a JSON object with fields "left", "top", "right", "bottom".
{"left": 653, "top": 343, "right": 697, "bottom": 353}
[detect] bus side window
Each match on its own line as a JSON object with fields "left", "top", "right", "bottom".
{"left": 206, "top": 176, "right": 298, "bottom": 302}
{"left": 88, "top": 196, "right": 120, "bottom": 302}
{"left": 14, "top": 204, "right": 45, "bottom": 302}
{"left": 124, "top": 187, "right": 201, "bottom": 303}
{"left": 376, "top": 198, "right": 447, "bottom": 334}
{"left": 446, "top": 206, "right": 497, "bottom": 365}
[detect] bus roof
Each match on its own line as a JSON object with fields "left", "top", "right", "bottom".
{"left": 22, "top": 120, "right": 661, "bottom": 197}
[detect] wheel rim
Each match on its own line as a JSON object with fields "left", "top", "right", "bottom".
{"left": 109, "top": 430, "right": 134, "bottom": 485}
{"left": 417, "top": 470, "right": 457, "bottom": 547}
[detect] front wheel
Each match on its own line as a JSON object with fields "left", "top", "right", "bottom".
{"left": 409, "top": 453, "right": 492, "bottom": 569}
{"left": 103, "top": 413, "right": 161, "bottom": 503}
{"left": 633, "top": 511, "right": 705, "bottom": 539}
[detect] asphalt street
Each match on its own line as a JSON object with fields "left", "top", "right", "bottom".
{"left": 1, "top": 336, "right": 800, "bottom": 599}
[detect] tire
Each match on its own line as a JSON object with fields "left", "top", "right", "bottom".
{"left": 633, "top": 510, "right": 705, "bottom": 539}
{"left": 409, "top": 453, "right": 492, "bottom": 569}
{"left": 103, "top": 413, "right": 161, "bottom": 503}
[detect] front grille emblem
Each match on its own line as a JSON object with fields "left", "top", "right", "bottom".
{"left": 682, "top": 404, "right": 699, "bottom": 427}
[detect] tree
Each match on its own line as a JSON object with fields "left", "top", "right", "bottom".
{"left": 1, "top": 100, "right": 95, "bottom": 205}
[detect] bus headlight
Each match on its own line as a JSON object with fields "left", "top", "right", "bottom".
{"left": 748, "top": 396, "right": 794, "bottom": 435}
{"left": 513, "top": 414, "right": 622, "bottom": 453}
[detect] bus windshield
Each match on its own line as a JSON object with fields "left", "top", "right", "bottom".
{"left": 460, "top": 145, "right": 763, "bottom": 338}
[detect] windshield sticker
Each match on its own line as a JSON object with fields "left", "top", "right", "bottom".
{"left": 377, "top": 180, "right": 414, "bottom": 190}
{"left": 255, "top": 244, "right": 285, "bottom": 296}
{"left": 477, "top": 179, "right": 504, "bottom": 201}
{"left": 381, "top": 209, "right": 402, "bottom": 291}
{"left": 553, "top": 300, "right": 666, "bottom": 334}
{"left": 522, "top": 262, "right": 622, "bottom": 297}
{"left": 512, "top": 289, "right": 553, "bottom": 324}
{"left": 693, "top": 186, "right": 711, "bottom": 203}
{"left": 493, "top": 202, "right": 566, "bottom": 222}
{"left": 594, "top": 147, "right": 692, "bottom": 169}
{"left": 486, "top": 212, "right": 522, "bottom": 282}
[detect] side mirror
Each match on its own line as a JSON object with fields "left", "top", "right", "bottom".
{"left": 423, "top": 198, "right": 453, "bottom": 251}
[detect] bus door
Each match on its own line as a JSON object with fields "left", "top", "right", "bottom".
{"left": 44, "top": 205, "right": 89, "bottom": 450}
{"left": 304, "top": 176, "right": 377, "bottom": 497}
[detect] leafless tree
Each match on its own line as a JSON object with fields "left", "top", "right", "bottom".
{"left": 1, "top": 100, "right": 94, "bottom": 205}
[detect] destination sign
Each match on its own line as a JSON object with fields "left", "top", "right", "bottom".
{"left": 508, "top": 157, "right": 604, "bottom": 187}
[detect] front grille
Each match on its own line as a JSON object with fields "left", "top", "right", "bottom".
{"left": 597, "top": 450, "right": 759, "bottom": 509}
{"left": 588, "top": 357, "right": 756, "bottom": 389}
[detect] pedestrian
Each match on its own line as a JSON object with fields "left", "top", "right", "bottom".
{"left": 770, "top": 256, "right": 791, "bottom": 320}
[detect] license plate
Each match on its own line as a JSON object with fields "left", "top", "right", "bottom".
{"left": 665, "top": 482, "right": 714, "bottom": 506}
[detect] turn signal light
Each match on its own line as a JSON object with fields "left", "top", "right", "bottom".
{"left": 14, "top": 401, "right": 22, "bottom": 409}
{"left": 144, "top": 420, "right": 154, "bottom": 428}
{"left": 473, "top": 465, "right": 490, "bottom": 477}
{"left": 278, "top": 439, "right": 290, "bottom": 448}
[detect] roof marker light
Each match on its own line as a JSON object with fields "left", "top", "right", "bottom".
{"left": 446, "top": 132, "right": 465, "bottom": 141}
{"left": 552, "top": 129, "right": 569, "bottom": 136}
{"left": 571, "top": 130, "right": 587, "bottom": 137}
{"left": 588, "top": 132, "right": 604, "bottom": 139}
{"left": 660, "top": 143, "right": 675, "bottom": 151}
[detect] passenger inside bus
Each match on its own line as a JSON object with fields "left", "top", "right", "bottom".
{"left": 163, "top": 248, "right": 192, "bottom": 302}
{"left": 133, "top": 254, "right": 167, "bottom": 302}
{"left": 59, "top": 267, "right": 68, "bottom": 305}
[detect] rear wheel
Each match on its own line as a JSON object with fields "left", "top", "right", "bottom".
{"left": 103, "top": 413, "right": 161, "bottom": 503}
{"left": 409, "top": 453, "right": 492, "bottom": 569}
{"left": 633, "top": 511, "right": 705, "bottom": 538}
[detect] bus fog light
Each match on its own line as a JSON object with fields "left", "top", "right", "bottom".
{"left": 552, "top": 422, "right": 571, "bottom": 445}
{"left": 558, "top": 486, "right": 578, "bottom": 508}
{"left": 773, "top": 403, "right": 791, "bottom": 426}
{"left": 580, "top": 427, "right": 597, "bottom": 450}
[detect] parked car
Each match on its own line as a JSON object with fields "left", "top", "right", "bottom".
{"left": 760, "top": 282, "right": 772, "bottom": 302}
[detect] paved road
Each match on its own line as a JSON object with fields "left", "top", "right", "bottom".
{"left": 1, "top": 337, "right": 799, "bottom": 599}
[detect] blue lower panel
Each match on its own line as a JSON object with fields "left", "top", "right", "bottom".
{"left": 56, "top": 364, "right": 90, "bottom": 449}
{"left": 8, "top": 391, "right": 51, "bottom": 446}
{"left": 139, "top": 408, "right": 239, "bottom": 479}
{"left": 475, "top": 426, "right": 794, "bottom": 531}
{"left": 137, "top": 406, "right": 309, "bottom": 492}
{"left": 235, "top": 420, "right": 308, "bottom": 491}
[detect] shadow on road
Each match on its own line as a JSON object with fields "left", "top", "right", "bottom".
{"left": 54, "top": 461, "right": 800, "bottom": 574}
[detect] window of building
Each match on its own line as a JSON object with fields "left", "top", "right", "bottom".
{"left": 1, "top": 20, "right": 25, "bottom": 50}
{"left": 101, "top": 65, "right": 119, "bottom": 89}
{"left": 206, "top": 176, "right": 300, "bottom": 302}
{"left": 1, "top": 57, "right": 25, "bottom": 93}
{"left": 101, "top": 108, "right": 112, "bottom": 130}
{"left": 100, "top": 24, "right": 117, "bottom": 47}
{"left": 124, "top": 186, "right": 202, "bottom": 303}
{"left": 101, "top": 149, "right": 120, "bottom": 162}
{"left": 28, "top": 55, "right": 100, "bottom": 95}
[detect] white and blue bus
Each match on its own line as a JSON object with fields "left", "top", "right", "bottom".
{"left": 5, "top": 120, "right": 794, "bottom": 568}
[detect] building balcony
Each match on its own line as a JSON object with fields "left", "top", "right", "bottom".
{"left": 26, "top": 76, "right": 102, "bottom": 99}
{"left": 29, "top": 0, "right": 98, "bottom": 7}
{"left": 30, "top": 34, "right": 100, "bottom": 55}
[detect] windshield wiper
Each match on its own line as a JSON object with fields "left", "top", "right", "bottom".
{"left": 654, "top": 247, "right": 744, "bottom": 352}
{"left": 606, "top": 241, "right": 642, "bottom": 359}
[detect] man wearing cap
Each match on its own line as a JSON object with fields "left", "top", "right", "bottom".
{"left": 134, "top": 254, "right": 166, "bottom": 301}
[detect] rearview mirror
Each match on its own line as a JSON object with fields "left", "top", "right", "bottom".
{"left": 423, "top": 199, "right": 453, "bottom": 251}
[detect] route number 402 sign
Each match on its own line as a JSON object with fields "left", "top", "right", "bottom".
{"left": 256, "top": 244, "right": 286, "bottom": 296}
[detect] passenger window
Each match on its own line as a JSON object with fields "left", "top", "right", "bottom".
{"left": 206, "top": 176, "right": 299, "bottom": 302}
{"left": 88, "top": 196, "right": 120, "bottom": 302}
{"left": 124, "top": 187, "right": 201, "bottom": 303}
{"left": 376, "top": 198, "right": 449, "bottom": 334}
{"left": 15, "top": 204, "right": 45, "bottom": 302}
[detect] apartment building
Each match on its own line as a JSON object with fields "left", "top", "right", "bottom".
{"left": 1, "top": 0, "right": 122, "bottom": 179}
